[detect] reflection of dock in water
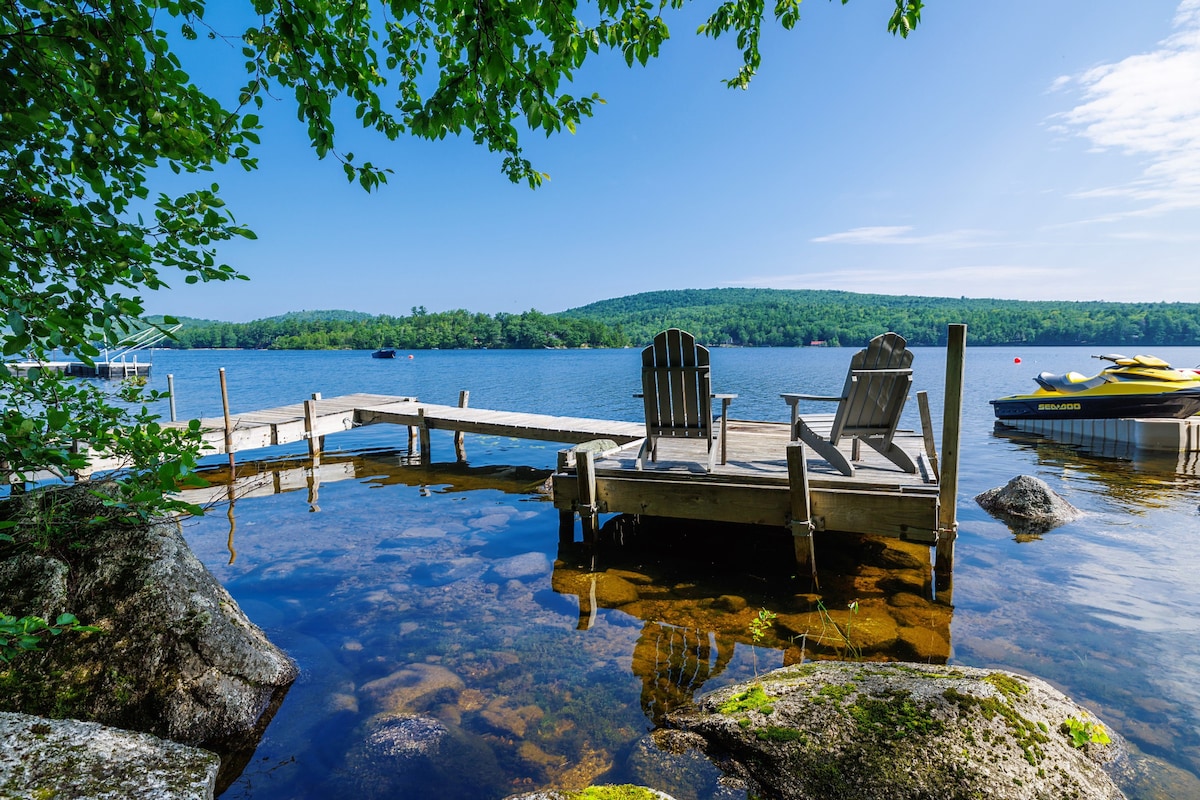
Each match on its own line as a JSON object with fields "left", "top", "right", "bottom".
{"left": 550, "top": 518, "right": 953, "bottom": 722}
{"left": 183, "top": 451, "right": 553, "bottom": 507}
{"left": 993, "top": 424, "right": 1200, "bottom": 480}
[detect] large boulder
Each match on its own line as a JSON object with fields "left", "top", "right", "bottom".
{"left": 0, "top": 486, "right": 297, "bottom": 768}
{"left": 666, "top": 661, "right": 1125, "bottom": 800}
{"left": 0, "top": 711, "right": 219, "bottom": 799}
{"left": 975, "top": 475, "right": 1082, "bottom": 537}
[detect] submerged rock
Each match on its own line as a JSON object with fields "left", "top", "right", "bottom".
{"left": 0, "top": 711, "right": 219, "bottom": 799}
{"left": 346, "top": 712, "right": 504, "bottom": 800}
{"left": 975, "top": 475, "right": 1082, "bottom": 537}
{"left": 505, "top": 788, "right": 678, "bottom": 800}
{"left": 666, "top": 661, "right": 1125, "bottom": 800}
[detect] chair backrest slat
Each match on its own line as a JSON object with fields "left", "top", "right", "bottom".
{"left": 642, "top": 329, "right": 712, "bottom": 438}
{"left": 829, "top": 333, "right": 912, "bottom": 442}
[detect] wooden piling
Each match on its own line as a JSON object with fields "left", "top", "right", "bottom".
{"left": 455, "top": 390, "right": 470, "bottom": 461}
{"left": 557, "top": 448, "right": 576, "bottom": 543}
{"left": 219, "top": 368, "right": 234, "bottom": 472}
{"left": 786, "top": 443, "right": 818, "bottom": 587}
{"left": 418, "top": 407, "right": 431, "bottom": 462}
{"left": 304, "top": 398, "right": 320, "bottom": 459}
{"left": 936, "top": 324, "right": 966, "bottom": 578}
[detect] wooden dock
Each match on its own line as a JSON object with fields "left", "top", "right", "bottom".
{"left": 74, "top": 324, "right": 966, "bottom": 579}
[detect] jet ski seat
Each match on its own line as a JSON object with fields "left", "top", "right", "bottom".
{"left": 1034, "top": 371, "right": 1111, "bottom": 393}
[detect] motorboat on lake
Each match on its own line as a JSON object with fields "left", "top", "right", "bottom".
{"left": 371, "top": 348, "right": 397, "bottom": 359}
{"left": 991, "top": 353, "right": 1200, "bottom": 420}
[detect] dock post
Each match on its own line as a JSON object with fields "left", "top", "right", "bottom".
{"left": 417, "top": 407, "right": 431, "bottom": 463}
{"left": 557, "top": 449, "right": 575, "bottom": 544}
{"left": 167, "top": 374, "right": 177, "bottom": 422}
{"left": 576, "top": 449, "right": 599, "bottom": 542}
{"left": 786, "top": 443, "right": 818, "bottom": 588}
{"left": 916, "top": 390, "right": 940, "bottom": 482}
{"left": 936, "top": 324, "right": 966, "bottom": 583}
{"left": 219, "top": 368, "right": 235, "bottom": 472}
{"left": 304, "top": 398, "right": 321, "bottom": 459}
{"left": 455, "top": 390, "right": 470, "bottom": 462}
{"left": 310, "top": 392, "right": 325, "bottom": 452}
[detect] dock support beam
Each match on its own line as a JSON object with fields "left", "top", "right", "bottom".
{"left": 936, "top": 324, "right": 966, "bottom": 583}
{"left": 786, "top": 443, "right": 818, "bottom": 588}
{"left": 167, "top": 373, "right": 177, "bottom": 422}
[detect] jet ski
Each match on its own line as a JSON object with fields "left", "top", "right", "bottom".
{"left": 991, "top": 353, "right": 1200, "bottom": 420}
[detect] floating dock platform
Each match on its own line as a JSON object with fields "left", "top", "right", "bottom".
{"left": 997, "top": 416, "right": 1200, "bottom": 453}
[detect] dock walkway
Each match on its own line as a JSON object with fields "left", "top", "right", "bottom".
{"left": 175, "top": 392, "right": 645, "bottom": 457}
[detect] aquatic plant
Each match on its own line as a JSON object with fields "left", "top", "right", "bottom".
{"left": 815, "top": 599, "right": 862, "bottom": 660}
{"left": 748, "top": 607, "right": 777, "bottom": 679}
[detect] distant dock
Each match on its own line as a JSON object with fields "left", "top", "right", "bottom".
{"left": 5, "top": 359, "right": 152, "bottom": 378}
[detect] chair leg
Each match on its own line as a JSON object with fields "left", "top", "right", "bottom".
{"left": 635, "top": 438, "right": 651, "bottom": 470}
{"left": 798, "top": 426, "right": 854, "bottom": 477}
{"left": 862, "top": 437, "right": 918, "bottom": 473}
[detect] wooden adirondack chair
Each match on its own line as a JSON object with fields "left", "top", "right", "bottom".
{"left": 781, "top": 332, "right": 917, "bottom": 477}
{"left": 637, "top": 329, "right": 736, "bottom": 471}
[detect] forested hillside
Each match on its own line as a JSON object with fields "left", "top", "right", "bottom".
{"left": 154, "top": 309, "right": 628, "bottom": 350}
{"left": 560, "top": 289, "right": 1200, "bottom": 347}
{"left": 155, "top": 289, "right": 1200, "bottom": 350}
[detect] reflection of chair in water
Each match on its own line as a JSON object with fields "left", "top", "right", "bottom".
{"left": 636, "top": 328, "right": 736, "bottom": 472}
{"left": 782, "top": 331, "right": 917, "bottom": 477}
{"left": 630, "top": 622, "right": 733, "bottom": 724}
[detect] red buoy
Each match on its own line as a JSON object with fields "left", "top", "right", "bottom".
{"left": 1014, "top": 357, "right": 1022, "bottom": 364}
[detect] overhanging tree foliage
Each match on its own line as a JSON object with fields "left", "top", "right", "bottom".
{"left": 0, "top": 0, "right": 921, "bottom": 510}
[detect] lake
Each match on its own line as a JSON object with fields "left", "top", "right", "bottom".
{"left": 138, "top": 344, "right": 1200, "bottom": 798}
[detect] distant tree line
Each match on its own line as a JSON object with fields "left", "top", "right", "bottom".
{"left": 159, "top": 308, "right": 629, "bottom": 350}
{"left": 560, "top": 289, "right": 1200, "bottom": 348}
{"left": 158, "top": 289, "right": 1200, "bottom": 350}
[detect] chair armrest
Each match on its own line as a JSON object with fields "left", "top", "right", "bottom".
{"left": 781, "top": 393, "right": 842, "bottom": 443}
{"left": 712, "top": 393, "right": 738, "bottom": 401}
{"left": 781, "top": 393, "right": 843, "bottom": 404}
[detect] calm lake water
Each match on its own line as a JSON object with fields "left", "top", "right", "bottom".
{"left": 138, "top": 344, "right": 1200, "bottom": 798}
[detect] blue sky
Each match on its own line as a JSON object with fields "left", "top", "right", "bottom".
{"left": 148, "top": 1, "right": 1200, "bottom": 322}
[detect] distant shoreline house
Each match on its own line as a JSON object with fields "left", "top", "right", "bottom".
{"left": 809, "top": 340, "right": 828, "bottom": 347}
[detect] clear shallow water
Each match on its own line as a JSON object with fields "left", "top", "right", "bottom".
{"left": 140, "top": 345, "right": 1200, "bottom": 798}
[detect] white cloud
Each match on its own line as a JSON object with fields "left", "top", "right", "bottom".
{"left": 729, "top": 262, "right": 1190, "bottom": 302}
{"left": 810, "top": 226, "right": 993, "bottom": 247}
{"left": 1052, "top": 1, "right": 1200, "bottom": 214}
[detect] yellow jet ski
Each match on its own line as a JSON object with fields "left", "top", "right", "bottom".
{"left": 991, "top": 353, "right": 1200, "bottom": 420}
